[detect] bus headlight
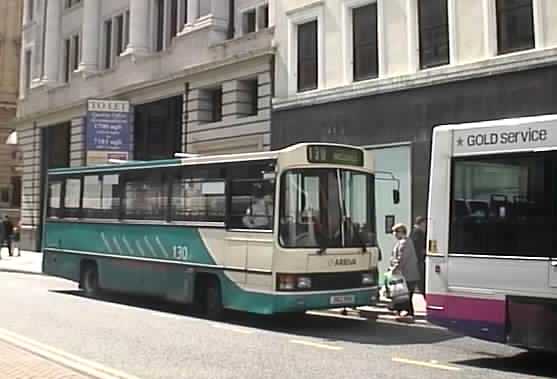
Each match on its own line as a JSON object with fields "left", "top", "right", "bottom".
{"left": 361, "top": 272, "right": 375, "bottom": 286}
{"left": 278, "top": 274, "right": 296, "bottom": 290}
{"left": 297, "top": 277, "right": 312, "bottom": 289}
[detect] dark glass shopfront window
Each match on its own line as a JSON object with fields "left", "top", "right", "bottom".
{"left": 134, "top": 96, "right": 183, "bottom": 160}
{"left": 450, "top": 154, "right": 553, "bottom": 257}
{"left": 43, "top": 122, "right": 71, "bottom": 169}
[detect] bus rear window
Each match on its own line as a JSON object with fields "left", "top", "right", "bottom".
{"left": 450, "top": 154, "right": 552, "bottom": 257}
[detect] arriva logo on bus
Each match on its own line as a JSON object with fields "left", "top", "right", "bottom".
{"left": 457, "top": 128, "right": 549, "bottom": 147}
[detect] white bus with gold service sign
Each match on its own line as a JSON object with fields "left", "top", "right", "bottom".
{"left": 427, "top": 115, "right": 557, "bottom": 352}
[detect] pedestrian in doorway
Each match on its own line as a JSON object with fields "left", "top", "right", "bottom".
{"left": 391, "top": 223, "right": 420, "bottom": 323}
{"left": 2, "top": 216, "right": 14, "bottom": 257}
{"left": 410, "top": 216, "right": 427, "bottom": 295}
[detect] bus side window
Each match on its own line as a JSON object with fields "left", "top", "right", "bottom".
{"left": 48, "top": 181, "right": 63, "bottom": 219}
{"left": 229, "top": 179, "right": 274, "bottom": 230}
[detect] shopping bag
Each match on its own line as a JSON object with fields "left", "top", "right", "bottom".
{"left": 387, "top": 271, "right": 410, "bottom": 309}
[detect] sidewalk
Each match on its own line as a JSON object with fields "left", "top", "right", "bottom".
{"left": 0, "top": 339, "right": 90, "bottom": 379}
{"left": 329, "top": 294, "right": 427, "bottom": 321}
{"left": 0, "top": 249, "right": 43, "bottom": 275}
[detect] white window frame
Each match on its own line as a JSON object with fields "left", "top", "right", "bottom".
{"left": 287, "top": 2, "right": 325, "bottom": 95}
{"left": 486, "top": 0, "right": 540, "bottom": 58}
{"left": 411, "top": 0, "right": 456, "bottom": 71}
{"left": 341, "top": 0, "right": 384, "bottom": 84}
{"left": 240, "top": 7, "right": 257, "bottom": 36}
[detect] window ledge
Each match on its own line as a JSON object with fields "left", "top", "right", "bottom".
{"left": 274, "top": 46, "right": 557, "bottom": 110}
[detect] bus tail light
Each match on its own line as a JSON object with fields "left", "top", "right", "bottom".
{"left": 278, "top": 274, "right": 297, "bottom": 290}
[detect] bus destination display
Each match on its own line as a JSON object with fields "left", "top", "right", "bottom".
{"left": 307, "top": 146, "right": 364, "bottom": 166}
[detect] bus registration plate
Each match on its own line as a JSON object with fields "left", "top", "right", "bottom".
{"left": 330, "top": 295, "right": 355, "bottom": 305}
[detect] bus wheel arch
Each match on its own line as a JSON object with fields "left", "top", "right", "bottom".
{"left": 80, "top": 260, "right": 99, "bottom": 296}
{"left": 195, "top": 273, "right": 224, "bottom": 321}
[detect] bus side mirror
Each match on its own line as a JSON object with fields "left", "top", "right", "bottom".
{"left": 393, "top": 189, "right": 400, "bottom": 205}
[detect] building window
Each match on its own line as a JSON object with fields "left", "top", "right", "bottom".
{"left": 11, "top": 177, "right": 21, "bottom": 208}
{"left": 155, "top": 0, "right": 165, "bottom": 52}
{"left": 24, "top": 50, "right": 32, "bottom": 92}
{"left": 63, "top": 38, "right": 71, "bottom": 82}
{"left": 353, "top": 4, "right": 378, "bottom": 81}
{"left": 124, "top": 10, "right": 131, "bottom": 50}
{"left": 297, "top": 20, "right": 318, "bottom": 92}
{"left": 115, "top": 15, "right": 124, "bottom": 56}
{"left": 496, "top": 0, "right": 534, "bottom": 55}
{"left": 418, "top": 0, "right": 449, "bottom": 69}
{"left": 199, "top": 0, "right": 211, "bottom": 17}
{"left": 170, "top": 0, "right": 179, "bottom": 39}
{"left": 243, "top": 9, "right": 256, "bottom": 34}
{"left": 27, "top": 0, "right": 34, "bottom": 22}
{"left": 0, "top": 188, "right": 9, "bottom": 204}
{"left": 134, "top": 96, "right": 183, "bottom": 160}
{"left": 72, "top": 34, "right": 80, "bottom": 71}
{"left": 208, "top": 88, "right": 223, "bottom": 122}
{"left": 66, "top": 0, "right": 81, "bottom": 9}
{"left": 259, "top": 4, "right": 269, "bottom": 29}
{"left": 104, "top": 19, "right": 113, "bottom": 69}
{"left": 245, "top": 79, "right": 258, "bottom": 116}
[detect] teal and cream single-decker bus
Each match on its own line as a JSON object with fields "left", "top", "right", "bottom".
{"left": 43, "top": 143, "right": 386, "bottom": 319}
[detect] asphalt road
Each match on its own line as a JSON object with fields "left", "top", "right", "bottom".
{"left": 0, "top": 272, "right": 555, "bottom": 379}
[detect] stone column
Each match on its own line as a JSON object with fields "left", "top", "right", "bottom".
{"left": 79, "top": 0, "right": 101, "bottom": 72}
{"left": 187, "top": 0, "right": 199, "bottom": 25}
{"left": 43, "top": 0, "right": 62, "bottom": 84}
{"left": 125, "top": 0, "right": 150, "bottom": 55}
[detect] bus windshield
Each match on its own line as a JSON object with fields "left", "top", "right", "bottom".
{"left": 279, "top": 168, "right": 376, "bottom": 249}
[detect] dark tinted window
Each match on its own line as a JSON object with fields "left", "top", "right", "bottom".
{"left": 353, "top": 4, "right": 378, "bottom": 81}
{"left": 418, "top": 0, "right": 449, "bottom": 69}
{"left": 171, "top": 167, "right": 226, "bottom": 222}
{"left": 104, "top": 19, "right": 112, "bottom": 69}
{"left": 496, "top": 0, "right": 534, "bottom": 55}
{"left": 297, "top": 20, "right": 318, "bottom": 92}
{"left": 228, "top": 162, "right": 276, "bottom": 230}
{"left": 123, "top": 170, "right": 167, "bottom": 220}
{"left": 450, "top": 154, "right": 552, "bottom": 257}
{"left": 156, "top": 0, "right": 165, "bottom": 51}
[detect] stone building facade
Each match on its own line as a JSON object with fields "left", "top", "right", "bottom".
{"left": 0, "top": 0, "right": 23, "bottom": 220}
{"left": 14, "top": 0, "right": 274, "bottom": 250}
{"left": 271, "top": 0, "right": 557, "bottom": 270}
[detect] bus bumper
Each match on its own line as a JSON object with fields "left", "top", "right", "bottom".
{"left": 272, "top": 287, "right": 379, "bottom": 313}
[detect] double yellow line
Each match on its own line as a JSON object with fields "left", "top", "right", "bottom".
{"left": 0, "top": 327, "right": 141, "bottom": 379}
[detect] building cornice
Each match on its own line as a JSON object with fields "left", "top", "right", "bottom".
{"left": 273, "top": 47, "right": 557, "bottom": 111}
{"left": 10, "top": 47, "right": 275, "bottom": 128}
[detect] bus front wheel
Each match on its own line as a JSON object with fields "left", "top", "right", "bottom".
{"left": 81, "top": 264, "right": 99, "bottom": 297}
{"left": 206, "top": 278, "right": 224, "bottom": 321}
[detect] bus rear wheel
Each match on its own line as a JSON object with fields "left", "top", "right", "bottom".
{"left": 81, "top": 264, "right": 99, "bottom": 297}
{"left": 205, "top": 278, "right": 224, "bottom": 321}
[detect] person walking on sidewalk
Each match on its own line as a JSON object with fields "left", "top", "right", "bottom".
{"left": 410, "top": 216, "right": 427, "bottom": 295}
{"left": 1, "top": 216, "right": 14, "bottom": 257}
{"left": 391, "top": 223, "right": 420, "bottom": 323}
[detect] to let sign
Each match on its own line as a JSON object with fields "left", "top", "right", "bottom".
{"left": 86, "top": 100, "right": 132, "bottom": 165}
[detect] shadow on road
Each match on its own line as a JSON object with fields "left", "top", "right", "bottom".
{"left": 455, "top": 352, "right": 557, "bottom": 378}
{"left": 50, "top": 289, "right": 458, "bottom": 346}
